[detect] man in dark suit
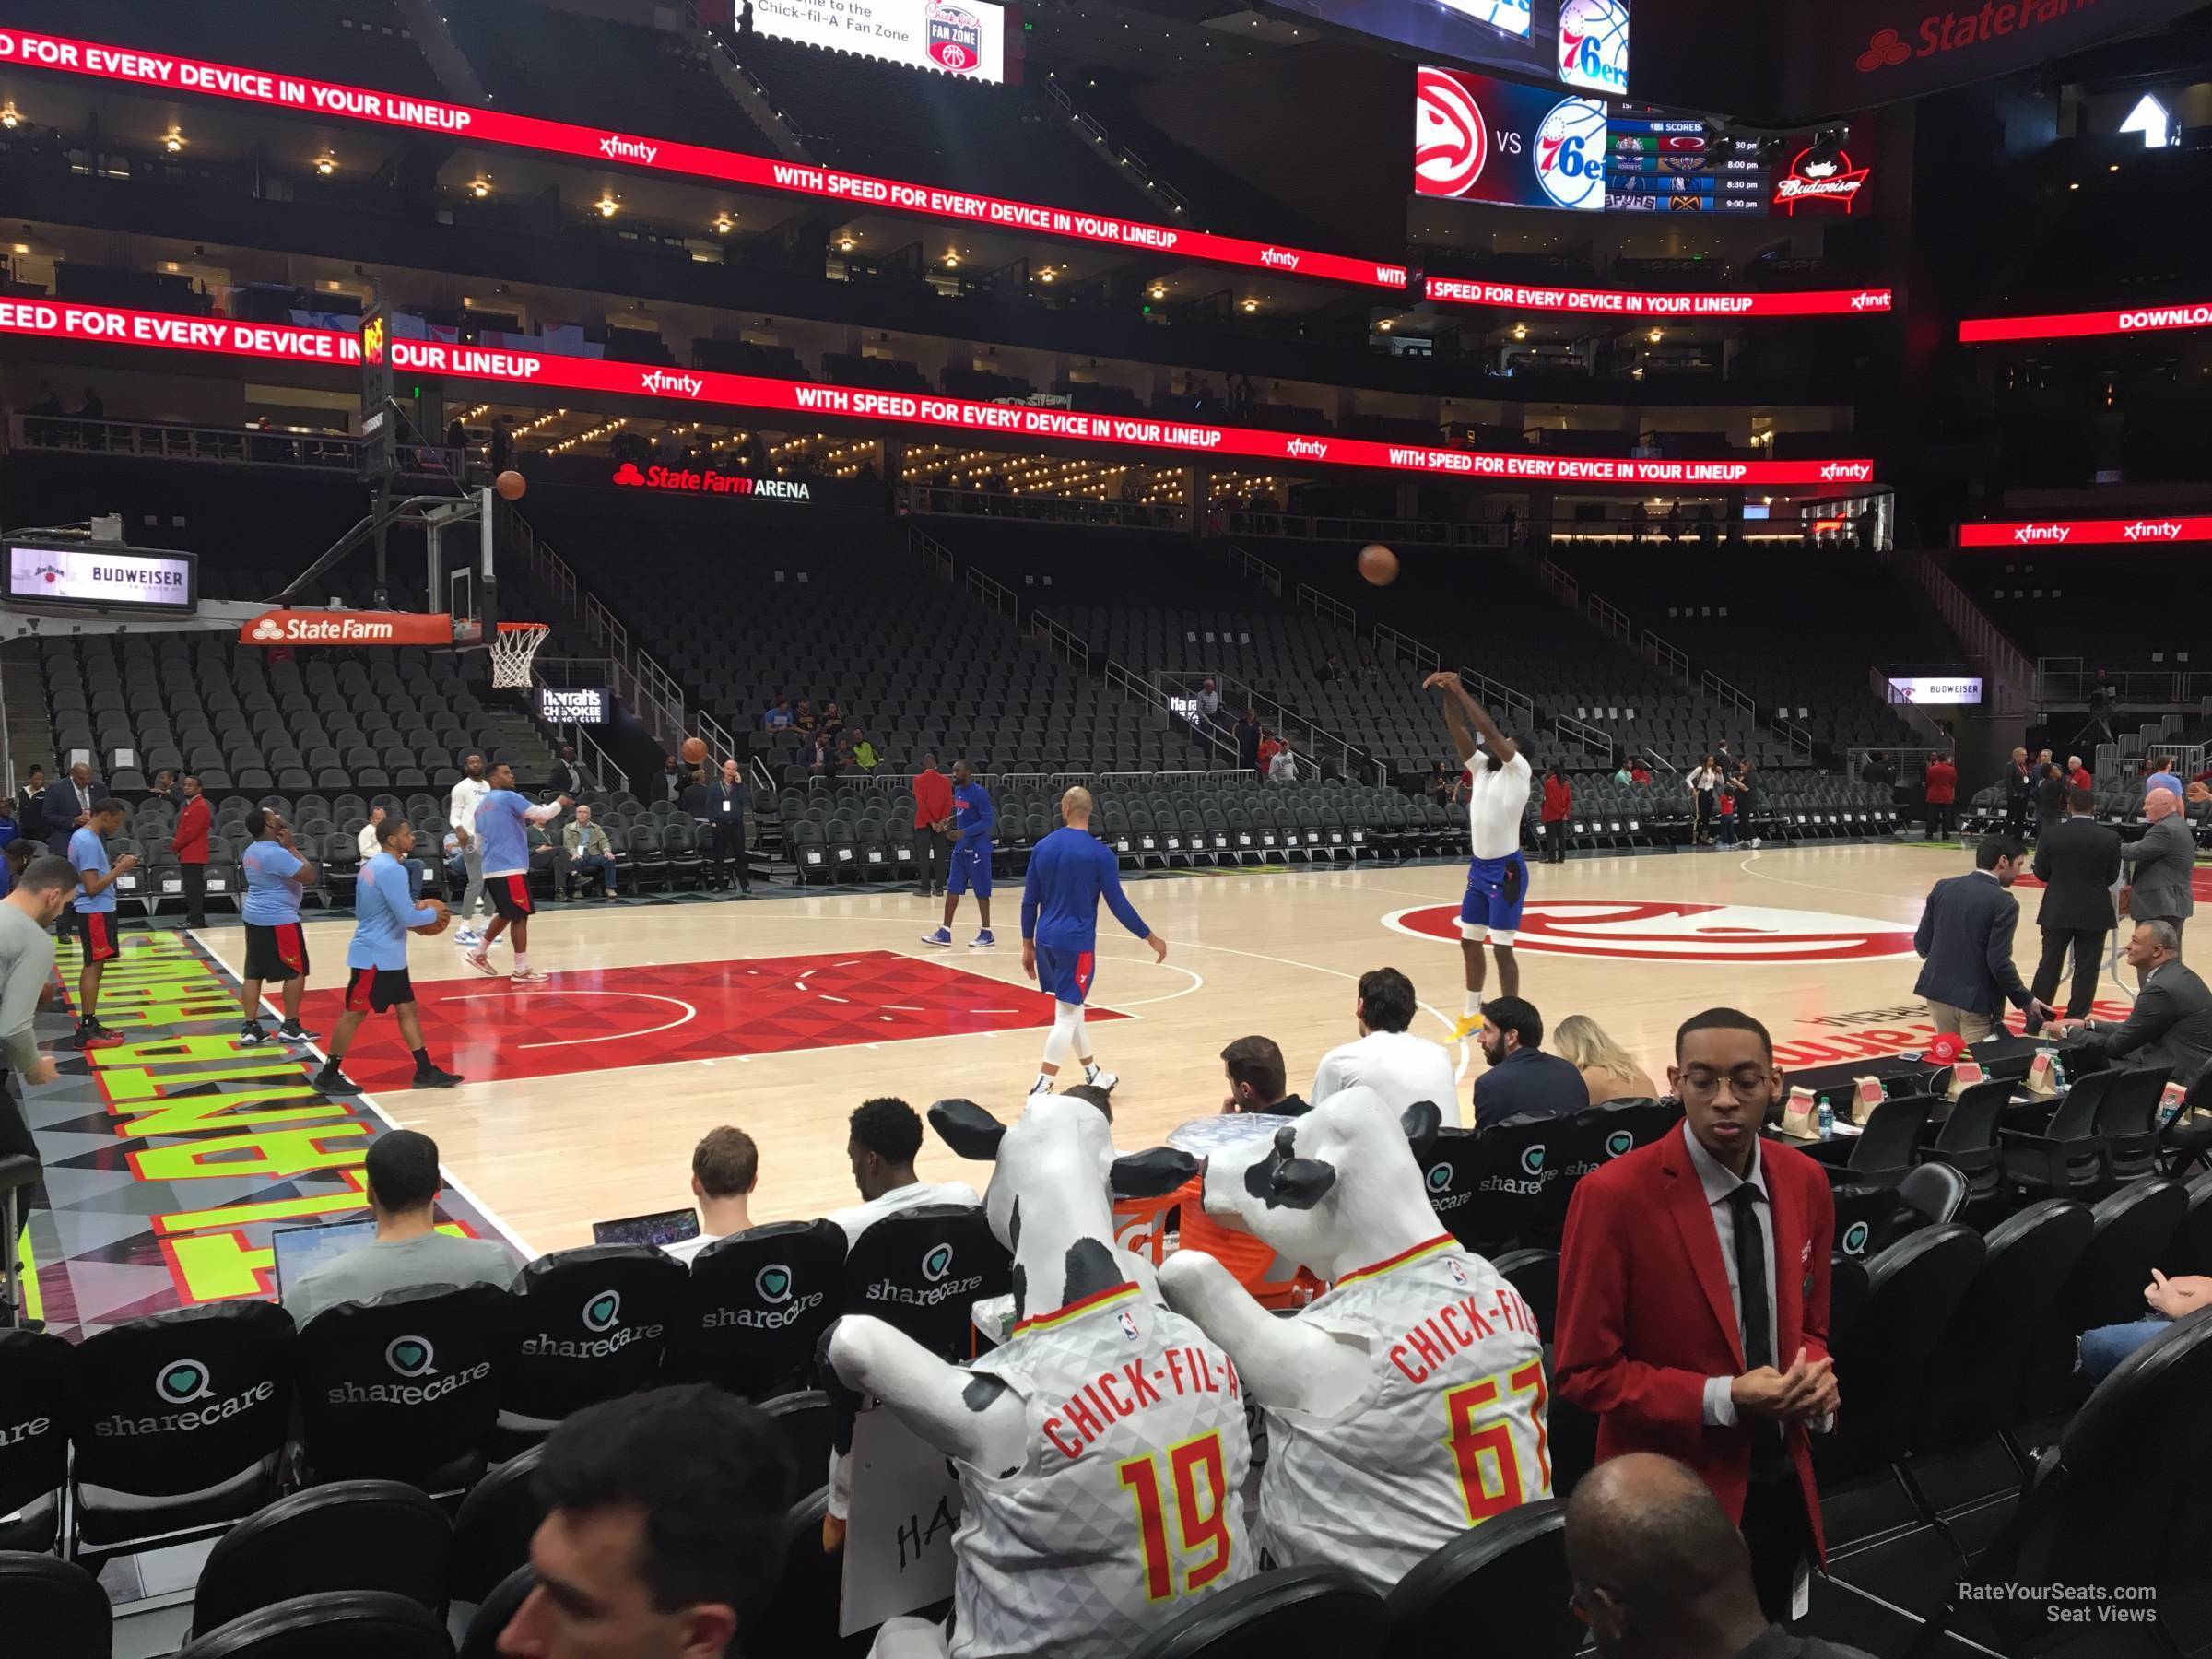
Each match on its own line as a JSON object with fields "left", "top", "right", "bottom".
{"left": 1566, "top": 1453, "right": 1878, "bottom": 1659}
{"left": 1912, "top": 834, "right": 2053, "bottom": 1042}
{"left": 1472, "top": 994, "right": 1589, "bottom": 1129}
{"left": 2121, "top": 787, "right": 2194, "bottom": 979}
{"left": 2030, "top": 785, "right": 2122, "bottom": 1020}
{"left": 1558, "top": 1008, "right": 1837, "bottom": 1625}
{"left": 42, "top": 759, "right": 101, "bottom": 943}
{"left": 547, "top": 744, "right": 591, "bottom": 801}
{"left": 702, "top": 759, "right": 751, "bottom": 896}
{"left": 2002, "top": 746, "right": 2034, "bottom": 836}
{"left": 2053, "top": 921, "right": 2212, "bottom": 1080}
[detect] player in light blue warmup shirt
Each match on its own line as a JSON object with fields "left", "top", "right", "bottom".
{"left": 66, "top": 797, "right": 135, "bottom": 1048}
{"left": 923, "top": 758, "right": 998, "bottom": 949}
{"left": 313, "top": 816, "right": 460, "bottom": 1094}
{"left": 1020, "top": 786, "right": 1165, "bottom": 1096}
{"left": 463, "top": 760, "right": 571, "bottom": 983}
{"left": 237, "top": 807, "right": 318, "bottom": 1047}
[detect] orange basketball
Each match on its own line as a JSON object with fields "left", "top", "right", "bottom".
{"left": 410, "top": 899, "right": 451, "bottom": 937}
{"left": 681, "top": 735, "right": 709, "bottom": 765}
{"left": 495, "top": 468, "right": 527, "bottom": 500}
{"left": 1357, "top": 543, "right": 1399, "bottom": 585}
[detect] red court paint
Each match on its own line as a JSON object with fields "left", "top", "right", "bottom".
{"left": 295, "top": 949, "right": 1124, "bottom": 1089}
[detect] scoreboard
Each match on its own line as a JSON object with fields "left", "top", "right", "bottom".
{"left": 1605, "top": 115, "right": 1766, "bottom": 215}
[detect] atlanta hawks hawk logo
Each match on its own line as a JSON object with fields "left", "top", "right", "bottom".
{"left": 1385, "top": 900, "right": 1918, "bottom": 963}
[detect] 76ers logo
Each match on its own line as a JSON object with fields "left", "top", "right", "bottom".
{"left": 1386, "top": 900, "right": 1917, "bottom": 962}
{"left": 925, "top": 2, "right": 983, "bottom": 73}
{"left": 1535, "top": 98, "right": 1608, "bottom": 210}
{"left": 1558, "top": 0, "right": 1630, "bottom": 95}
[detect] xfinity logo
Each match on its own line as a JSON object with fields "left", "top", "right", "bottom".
{"left": 1260, "top": 248, "right": 1300, "bottom": 270}
{"left": 1284, "top": 439, "right": 1329, "bottom": 459}
{"left": 2124, "top": 520, "right": 2183, "bottom": 542}
{"left": 1850, "top": 291, "right": 1890, "bottom": 311}
{"left": 600, "top": 135, "right": 660, "bottom": 165}
{"left": 1819, "top": 461, "right": 1874, "bottom": 481}
{"left": 2012, "top": 524, "right": 2071, "bottom": 544}
{"left": 640, "top": 371, "right": 703, "bottom": 397}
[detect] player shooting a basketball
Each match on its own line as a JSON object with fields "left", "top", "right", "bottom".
{"left": 1020, "top": 786, "right": 1166, "bottom": 1097}
{"left": 1426, "top": 670, "right": 1531, "bottom": 1038}
{"left": 463, "top": 761, "right": 571, "bottom": 984}
{"left": 315, "top": 817, "right": 460, "bottom": 1094}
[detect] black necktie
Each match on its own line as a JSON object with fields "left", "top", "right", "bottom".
{"left": 1728, "top": 1183, "right": 1789, "bottom": 1479}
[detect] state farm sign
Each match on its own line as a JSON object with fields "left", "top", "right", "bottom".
{"left": 239, "top": 610, "right": 457, "bottom": 645}
{"left": 610, "top": 463, "right": 813, "bottom": 501}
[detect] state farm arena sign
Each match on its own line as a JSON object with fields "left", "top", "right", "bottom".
{"left": 239, "top": 610, "right": 455, "bottom": 645}
{"left": 1955, "top": 517, "right": 2212, "bottom": 547}
{"left": 610, "top": 462, "right": 813, "bottom": 501}
{"left": 0, "top": 300, "right": 1876, "bottom": 490}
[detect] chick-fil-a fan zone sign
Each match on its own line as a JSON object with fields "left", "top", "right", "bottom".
{"left": 0, "top": 26, "right": 1404, "bottom": 294}
{"left": 0, "top": 300, "right": 1877, "bottom": 489}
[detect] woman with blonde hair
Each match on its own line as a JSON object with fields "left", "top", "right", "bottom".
{"left": 1553, "top": 1013, "right": 1660, "bottom": 1105}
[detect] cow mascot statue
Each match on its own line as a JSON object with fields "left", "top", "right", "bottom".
{"left": 821, "top": 1093, "right": 1254, "bottom": 1659}
{"left": 1158, "top": 1086, "right": 1551, "bottom": 1594}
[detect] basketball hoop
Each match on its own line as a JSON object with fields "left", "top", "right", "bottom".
{"left": 488, "top": 621, "right": 551, "bottom": 689}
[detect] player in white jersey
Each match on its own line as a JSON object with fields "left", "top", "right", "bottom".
{"left": 1425, "top": 670, "right": 1532, "bottom": 1038}
{"left": 1258, "top": 1234, "right": 1547, "bottom": 1589}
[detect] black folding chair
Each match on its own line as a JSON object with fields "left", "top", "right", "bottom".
{"left": 1384, "top": 1499, "right": 1578, "bottom": 1656}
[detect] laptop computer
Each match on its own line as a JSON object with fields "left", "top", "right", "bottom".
{"left": 591, "top": 1207, "right": 702, "bottom": 1248}
{"left": 269, "top": 1216, "right": 379, "bottom": 1297}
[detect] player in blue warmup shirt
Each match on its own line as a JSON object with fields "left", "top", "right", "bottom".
{"left": 923, "top": 758, "right": 998, "bottom": 949}
{"left": 314, "top": 816, "right": 460, "bottom": 1094}
{"left": 463, "top": 761, "right": 571, "bottom": 983}
{"left": 1020, "top": 786, "right": 1166, "bottom": 1096}
{"left": 67, "top": 797, "right": 136, "bottom": 1049}
{"left": 237, "top": 807, "right": 319, "bottom": 1048}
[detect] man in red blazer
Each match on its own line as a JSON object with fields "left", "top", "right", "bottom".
{"left": 169, "top": 773, "right": 212, "bottom": 929}
{"left": 1557, "top": 1006, "right": 1837, "bottom": 1626}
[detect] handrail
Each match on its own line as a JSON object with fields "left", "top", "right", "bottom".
{"left": 1913, "top": 553, "right": 2034, "bottom": 716}
{"left": 1372, "top": 623, "right": 1438, "bottom": 676}
{"left": 1641, "top": 629, "right": 1690, "bottom": 682}
{"left": 1700, "top": 670, "right": 1759, "bottom": 723}
{"left": 1031, "top": 610, "right": 1092, "bottom": 674}
{"left": 1103, "top": 663, "right": 1249, "bottom": 772}
{"left": 1586, "top": 592, "right": 1632, "bottom": 644}
{"left": 1536, "top": 555, "right": 1579, "bottom": 608}
{"left": 695, "top": 709, "right": 739, "bottom": 766}
{"left": 1554, "top": 712, "right": 1611, "bottom": 759}
{"left": 966, "top": 565, "right": 1019, "bottom": 623}
{"left": 1776, "top": 718, "right": 1816, "bottom": 756}
{"left": 1295, "top": 583, "right": 1357, "bottom": 630}
{"left": 912, "top": 524, "right": 956, "bottom": 582}
{"left": 1156, "top": 666, "right": 1386, "bottom": 786}
{"left": 1454, "top": 666, "right": 1537, "bottom": 730}
{"left": 1225, "top": 544, "right": 1284, "bottom": 598}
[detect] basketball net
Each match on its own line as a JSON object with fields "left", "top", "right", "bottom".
{"left": 488, "top": 620, "right": 551, "bottom": 689}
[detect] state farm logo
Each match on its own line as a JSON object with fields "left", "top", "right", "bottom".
{"left": 1775, "top": 147, "right": 1872, "bottom": 216}
{"left": 250, "top": 618, "right": 285, "bottom": 641}
{"left": 1385, "top": 900, "right": 1919, "bottom": 962}
{"left": 640, "top": 370, "right": 703, "bottom": 397}
{"left": 1415, "top": 65, "right": 1490, "bottom": 198}
{"left": 2012, "top": 523, "right": 2070, "bottom": 544}
{"left": 1855, "top": 27, "right": 1913, "bottom": 73}
{"left": 600, "top": 135, "right": 660, "bottom": 165}
{"left": 607, "top": 464, "right": 813, "bottom": 501}
{"left": 1819, "top": 461, "right": 1875, "bottom": 482}
{"left": 926, "top": 2, "right": 984, "bottom": 73}
{"left": 1284, "top": 439, "right": 1329, "bottom": 460}
{"left": 1260, "top": 248, "right": 1301, "bottom": 270}
{"left": 2125, "top": 520, "right": 2183, "bottom": 542}
{"left": 612, "top": 462, "right": 646, "bottom": 488}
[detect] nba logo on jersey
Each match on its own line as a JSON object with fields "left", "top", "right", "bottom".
{"left": 1118, "top": 1309, "right": 1141, "bottom": 1342}
{"left": 1535, "top": 98, "right": 1607, "bottom": 210}
{"left": 1557, "top": 0, "right": 1630, "bottom": 95}
{"left": 1446, "top": 1256, "right": 1469, "bottom": 1288}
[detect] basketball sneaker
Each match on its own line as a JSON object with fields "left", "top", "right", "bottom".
{"left": 921, "top": 927, "right": 952, "bottom": 947}
{"left": 276, "top": 1019, "right": 312, "bottom": 1043}
{"left": 1451, "top": 1009, "right": 1487, "bottom": 1042}
{"left": 76, "top": 1020, "right": 122, "bottom": 1051}
{"left": 463, "top": 950, "right": 499, "bottom": 976}
{"left": 412, "top": 1065, "right": 465, "bottom": 1088}
{"left": 453, "top": 925, "right": 483, "bottom": 947}
{"left": 313, "top": 1065, "right": 361, "bottom": 1095}
{"left": 239, "top": 1019, "right": 271, "bottom": 1047}
{"left": 970, "top": 930, "right": 995, "bottom": 948}
{"left": 510, "top": 968, "right": 550, "bottom": 985}
{"left": 1082, "top": 1065, "right": 1118, "bottom": 1093}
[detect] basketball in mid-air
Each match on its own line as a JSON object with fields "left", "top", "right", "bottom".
{"left": 681, "top": 735, "right": 710, "bottom": 765}
{"left": 1357, "top": 543, "right": 1400, "bottom": 585}
{"left": 495, "top": 468, "right": 528, "bottom": 500}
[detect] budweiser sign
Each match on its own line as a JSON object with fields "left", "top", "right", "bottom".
{"left": 240, "top": 609, "right": 458, "bottom": 645}
{"left": 1773, "top": 147, "right": 1871, "bottom": 214}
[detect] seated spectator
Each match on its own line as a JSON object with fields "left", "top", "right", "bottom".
{"left": 1630, "top": 759, "right": 1652, "bottom": 784}
{"left": 1317, "top": 654, "right": 1342, "bottom": 685}
{"left": 499, "top": 1385, "right": 793, "bottom": 1659}
{"left": 828, "top": 1097, "right": 980, "bottom": 1247}
{"left": 665, "top": 1125, "right": 759, "bottom": 1265}
{"left": 1472, "top": 995, "right": 1590, "bottom": 1129}
{"left": 2077, "top": 1270, "right": 2209, "bottom": 1383}
{"left": 820, "top": 700, "right": 846, "bottom": 738}
{"left": 849, "top": 727, "right": 881, "bottom": 771}
{"left": 1566, "top": 1452, "right": 1877, "bottom": 1659}
{"left": 1554, "top": 1013, "right": 1661, "bottom": 1104}
{"left": 2049, "top": 920, "right": 2212, "bottom": 1076}
{"left": 793, "top": 700, "right": 817, "bottom": 732}
{"left": 1614, "top": 761, "right": 1635, "bottom": 785}
{"left": 1219, "top": 1034, "right": 1311, "bottom": 1116}
{"left": 564, "top": 804, "right": 619, "bottom": 899}
{"left": 1268, "top": 740, "right": 1300, "bottom": 784}
{"left": 282, "top": 1129, "right": 512, "bottom": 1328}
{"left": 763, "top": 696, "right": 793, "bottom": 730}
{"left": 440, "top": 829, "right": 467, "bottom": 900}
{"left": 528, "top": 819, "right": 570, "bottom": 897}
{"left": 1312, "top": 967, "right": 1459, "bottom": 1120}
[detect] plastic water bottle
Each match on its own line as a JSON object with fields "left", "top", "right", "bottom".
{"left": 1817, "top": 1101, "right": 1835, "bottom": 1140}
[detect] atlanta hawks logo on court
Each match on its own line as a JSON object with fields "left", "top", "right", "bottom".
{"left": 1385, "top": 899, "right": 1918, "bottom": 962}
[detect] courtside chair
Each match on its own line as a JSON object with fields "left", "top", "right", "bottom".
{"left": 671, "top": 1219, "right": 844, "bottom": 1400}
{"left": 187, "top": 1481, "right": 452, "bottom": 1637}
{"left": 752, "top": 1487, "right": 870, "bottom": 1659}
{"left": 0, "top": 1552, "right": 109, "bottom": 1659}
{"left": 1923, "top": 1078, "right": 2010, "bottom": 1214}
{"left": 1127, "top": 1566, "right": 1384, "bottom": 1659}
{"left": 840, "top": 1206, "right": 1009, "bottom": 1363}
{"left": 0, "top": 1330, "right": 69, "bottom": 1551}
{"left": 2022, "top": 1179, "right": 2187, "bottom": 1423}
{"left": 1383, "top": 1500, "right": 1580, "bottom": 1658}
{"left": 456, "top": 1566, "right": 535, "bottom": 1659}
{"left": 2092, "top": 1064, "right": 2172, "bottom": 1187}
{"left": 2160, "top": 1170, "right": 2212, "bottom": 1277}
{"left": 2001, "top": 1069, "right": 2113, "bottom": 1200}
{"left": 497, "top": 1246, "right": 686, "bottom": 1445}
{"left": 178, "top": 1588, "right": 455, "bottom": 1659}
{"left": 447, "top": 1446, "right": 546, "bottom": 1611}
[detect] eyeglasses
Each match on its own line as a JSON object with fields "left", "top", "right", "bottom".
{"left": 1677, "top": 1065, "right": 1775, "bottom": 1100}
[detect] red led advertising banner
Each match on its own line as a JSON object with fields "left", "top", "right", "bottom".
{"left": 1425, "top": 276, "right": 1893, "bottom": 318}
{"left": 0, "top": 28, "right": 1406, "bottom": 293}
{"left": 1959, "top": 301, "right": 2212, "bottom": 345}
{"left": 0, "top": 299, "right": 1877, "bottom": 488}
{"left": 1956, "top": 518, "right": 2212, "bottom": 548}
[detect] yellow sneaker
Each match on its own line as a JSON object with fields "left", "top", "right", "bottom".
{"left": 1451, "top": 1011, "right": 1486, "bottom": 1042}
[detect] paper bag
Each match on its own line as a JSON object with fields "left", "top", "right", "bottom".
{"left": 1947, "top": 1060, "right": 1985, "bottom": 1098}
{"left": 1851, "top": 1076, "right": 1885, "bottom": 1126}
{"left": 1782, "top": 1086, "right": 1819, "bottom": 1138}
{"left": 2023, "top": 1050, "right": 2058, "bottom": 1100}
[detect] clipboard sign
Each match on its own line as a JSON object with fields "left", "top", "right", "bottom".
{"left": 840, "top": 1401, "right": 965, "bottom": 1636}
